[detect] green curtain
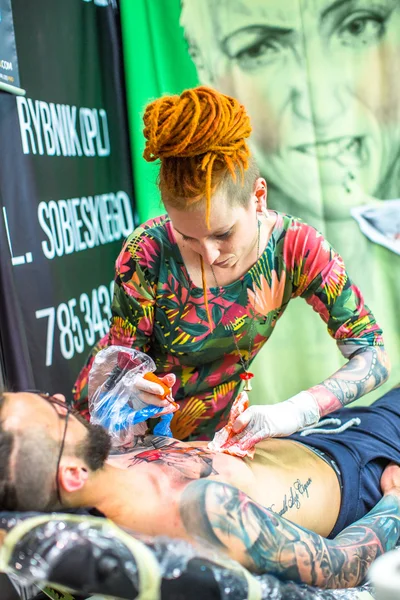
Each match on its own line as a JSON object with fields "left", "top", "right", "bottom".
{"left": 120, "top": 0, "right": 198, "bottom": 221}
{"left": 120, "top": 0, "right": 400, "bottom": 407}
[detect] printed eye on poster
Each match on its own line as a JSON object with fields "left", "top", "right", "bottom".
{"left": 0, "top": 0, "right": 24, "bottom": 95}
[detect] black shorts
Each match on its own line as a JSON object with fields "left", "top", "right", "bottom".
{"left": 289, "top": 387, "right": 400, "bottom": 537}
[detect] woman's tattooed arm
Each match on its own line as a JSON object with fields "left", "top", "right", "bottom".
{"left": 180, "top": 480, "right": 400, "bottom": 589}
{"left": 309, "top": 345, "right": 391, "bottom": 416}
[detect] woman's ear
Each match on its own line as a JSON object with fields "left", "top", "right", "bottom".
{"left": 253, "top": 178, "right": 267, "bottom": 213}
{"left": 58, "top": 461, "right": 88, "bottom": 494}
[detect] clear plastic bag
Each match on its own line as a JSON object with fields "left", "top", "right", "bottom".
{"left": 89, "top": 346, "right": 177, "bottom": 447}
{"left": 1, "top": 511, "right": 370, "bottom": 600}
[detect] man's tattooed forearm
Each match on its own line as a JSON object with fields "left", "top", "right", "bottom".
{"left": 180, "top": 480, "right": 400, "bottom": 588}
{"left": 268, "top": 477, "right": 312, "bottom": 516}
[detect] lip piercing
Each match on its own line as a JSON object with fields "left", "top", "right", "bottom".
{"left": 344, "top": 171, "right": 355, "bottom": 193}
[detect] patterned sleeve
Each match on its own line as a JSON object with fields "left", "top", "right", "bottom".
{"left": 283, "top": 219, "right": 384, "bottom": 355}
{"left": 72, "top": 227, "right": 158, "bottom": 416}
{"left": 109, "top": 229, "right": 157, "bottom": 352}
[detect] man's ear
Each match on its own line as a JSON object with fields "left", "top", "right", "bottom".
{"left": 58, "top": 461, "right": 88, "bottom": 493}
{"left": 253, "top": 177, "right": 268, "bottom": 213}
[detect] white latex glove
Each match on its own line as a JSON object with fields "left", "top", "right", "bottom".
{"left": 222, "top": 391, "right": 320, "bottom": 452}
{"left": 132, "top": 373, "right": 176, "bottom": 408}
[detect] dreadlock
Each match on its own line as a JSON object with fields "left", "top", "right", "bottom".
{"left": 143, "top": 86, "right": 258, "bottom": 330}
{"left": 143, "top": 86, "right": 253, "bottom": 228}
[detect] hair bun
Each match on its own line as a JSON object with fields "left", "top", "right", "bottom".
{"left": 143, "top": 86, "right": 251, "bottom": 162}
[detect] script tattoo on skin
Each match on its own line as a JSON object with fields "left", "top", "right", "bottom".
{"left": 310, "top": 346, "right": 391, "bottom": 416}
{"left": 268, "top": 477, "right": 312, "bottom": 517}
{"left": 180, "top": 480, "right": 400, "bottom": 588}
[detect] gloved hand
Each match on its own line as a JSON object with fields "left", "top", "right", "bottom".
{"left": 89, "top": 347, "right": 179, "bottom": 446}
{"left": 220, "top": 391, "right": 320, "bottom": 453}
{"left": 134, "top": 373, "right": 176, "bottom": 409}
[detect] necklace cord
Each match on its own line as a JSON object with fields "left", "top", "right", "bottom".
{"left": 200, "top": 255, "right": 214, "bottom": 331}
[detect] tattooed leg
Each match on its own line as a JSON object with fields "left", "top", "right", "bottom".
{"left": 180, "top": 479, "right": 400, "bottom": 589}
{"left": 309, "top": 346, "right": 391, "bottom": 416}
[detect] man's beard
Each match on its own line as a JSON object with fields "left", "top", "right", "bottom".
{"left": 76, "top": 419, "right": 112, "bottom": 471}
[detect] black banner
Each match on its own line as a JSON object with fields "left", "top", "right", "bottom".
{"left": 0, "top": 0, "right": 23, "bottom": 94}
{"left": 0, "top": 0, "right": 135, "bottom": 397}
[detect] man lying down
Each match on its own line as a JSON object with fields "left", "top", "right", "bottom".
{"left": 0, "top": 386, "right": 400, "bottom": 590}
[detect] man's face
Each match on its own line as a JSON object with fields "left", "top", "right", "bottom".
{"left": 167, "top": 184, "right": 261, "bottom": 268}
{"left": 2, "top": 392, "right": 110, "bottom": 472}
{"left": 181, "top": 0, "right": 400, "bottom": 219}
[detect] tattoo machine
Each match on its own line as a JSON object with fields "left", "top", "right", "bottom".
{"left": 88, "top": 346, "right": 179, "bottom": 447}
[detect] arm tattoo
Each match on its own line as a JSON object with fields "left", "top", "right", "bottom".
{"left": 180, "top": 480, "right": 400, "bottom": 589}
{"left": 309, "top": 346, "right": 390, "bottom": 415}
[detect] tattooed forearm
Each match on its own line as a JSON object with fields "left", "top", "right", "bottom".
{"left": 180, "top": 480, "right": 400, "bottom": 589}
{"left": 309, "top": 346, "right": 390, "bottom": 416}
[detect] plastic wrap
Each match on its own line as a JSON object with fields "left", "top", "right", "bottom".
{"left": 368, "top": 548, "right": 400, "bottom": 599}
{"left": 0, "top": 512, "right": 374, "bottom": 600}
{"left": 89, "top": 346, "right": 178, "bottom": 447}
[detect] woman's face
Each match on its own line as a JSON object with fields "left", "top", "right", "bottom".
{"left": 182, "top": 0, "right": 400, "bottom": 219}
{"left": 166, "top": 180, "right": 264, "bottom": 269}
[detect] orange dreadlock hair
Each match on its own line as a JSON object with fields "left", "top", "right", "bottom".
{"left": 143, "top": 86, "right": 252, "bottom": 228}
{"left": 143, "top": 87, "right": 254, "bottom": 331}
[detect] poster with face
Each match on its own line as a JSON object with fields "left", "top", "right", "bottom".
{"left": 181, "top": 0, "right": 400, "bottom": 218}
{"left": 121, "top": 0, "right": 400, "bottom": 405}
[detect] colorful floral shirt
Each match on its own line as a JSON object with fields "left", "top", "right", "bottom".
{"left": 73, "top": 212, "right": 383, "bottom": 440}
